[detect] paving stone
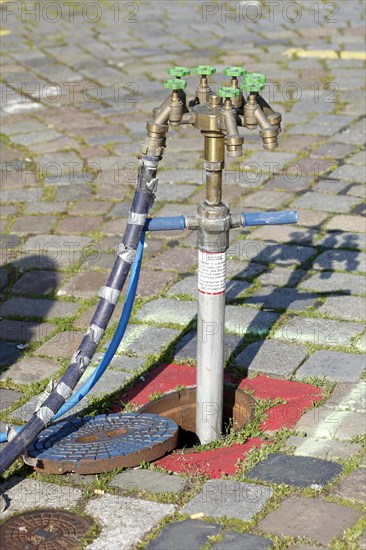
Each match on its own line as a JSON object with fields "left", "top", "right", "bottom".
{"left": 335, "top": 164, "right": 365, "bottom": 183}
{"left": 57, "top": 272, "right": 107, "bottom": 299}
{"left": 245, "top": 287, "right": 318, "bottom": 312}
{"left": 249, "top": 225, "right": 318, "bottom": 246}
{"left": 1, "top": 188, "right": 42, "bottom": 202}
{"left": 347, "top": 184, "right": 366, "bottom": 198}
{"left": 136, "top": 268, "right": 177, "bottom": 297}
{"left": 0, "top": 477, "right": 82, "bottom": 518}
{"left": 357, "top": 529, "right": 366, "bottom": 550}
{"left": 84, "top": 494, "right": 174, "bottom": 550}
{"left": 12, "top": 270, "right": 65, "bottom": 295}
{"left": 55, "top": 185, "right": 93, "bottom": 201}
{"left": 230, "top": 240, "right": 316, "bottom": 267}
{"left": 182, "top": 480, "right": 273, "bottom": 521}
{"left": 295, "top": 407, "right": 366, "bottom": 440}
{"left": 174, "top": 330, "right": 242, "bottom": 362}
{"left": 346, "top": 151, "right": 366, "bottom": 165}
{"left": 24, "top": 201, "right": 67, "bottom": 214}
{"left": 275, "top": 316, "right": 363, "bottom": 347}
{"left": 256, "top": 496, "right": 362, "bottom": 546}
{"left": 135, "top": 298, "right": 197, "bottom": 326}
{"left": 145, "top": 520, "right": 221, "bottom": 550}
{"left": 0, "top": 341, "right": 21, "bottom": 366}
{"left": 326, "top": 214, "right": 366, "bottom": 233}
{"left": 356, "top": 334, "right": 366, "bottom": 352}
{"left": 226, "top": 259, "right": 266, "bottom": 280}
{"left": 0, "top": 320, "right": 54, "bottom": 343}
{"left": 284, "top": 436, "right": 362, "bottom": 460}
{"left": 116, "top": 325, "right": 180, "bottom": 356}
{"left": 0, "top": 268, "right": 8, "bottom": 290}
{"left": 318, "top": 295, "right": 366, "bottom": 321}
{"left": 300, "top": 271, "right": 366, "bottom": 295}
{"left": 167, "top": 275, "right": 250, "bottom": 301}
{"left": 331, "top": 468, "right": 366, "bottom": 502}
{"left": 258, "top": 267, "right": 306, "bottom": 288}
{"left": 56, "top": 216, "right": 102, "bottom": 234}
{"left": 211, "top": 531, "right": 273, "bottom": 549}
{"left": 312, "top": 179, "right": 349, "bottom": 194}
{"left": 264, "top": 174, "right": 312, "bottom": 192}
{"left": 311, "top": 142, "right": 356, "bottom": 159}
{"left": 240, "top": 190, "right": 291, "bottom": 209}
{"left": 34, "top": 330, "right": 83, "bottom": 358}
{"left": 246, "top": 454, "right": 342, "bottom": 488}
{"left": 317, "top": 231, "right": 366, "bottom": 250}
{"left": 0, "top": 356, "right": 61, "bottom": 383}
{"left": 313, "top": 249, "right": 365, "bottom": 273}
{"left": 295, "top": 351, "right": 365, "bottom": 382}
{"left": 225, "top": 306, "right": 278, "bottom": 336}
{"left": 109, "top": 469, "right": 191, "bottom": 494}
{"left": 0, "top": 234, "right": 21, "bottom": 249}
{"left": 103, "top": 355, "right": 144, "bottom": 372}
{"left": 324, "top": 382, "right": 366, "bottom": 413}
{"left": 146, "top": 246, "right": 197, "bottom": 272}
{"left": 291, "top": 192, "right": 360, "bottom": 213}
{"left": 0, "top": 297, "right": 79, "bottom": 319}
{"left": 11, "top": 215, "right": 56, "bottom": 234}
{"left": 234, "top": 340, "right": 308, "bottom": 378}
{"left": 0, "top": 388, "right": 22, "bottom": 412}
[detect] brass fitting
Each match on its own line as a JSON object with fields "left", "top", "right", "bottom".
{"left": 167, "top": 90, "right": 184, "bottom": 125}
{"left": 220, "top": 98, "right": 244, "bottom": 157}
{"left": 142, "top": 120, "right": 168, "bottom": 157}
{"left": 243, "top": 93, "right": 260, "bottom": 129}
{"left": 195, "top": 75, "right": 212, "bottom": 104}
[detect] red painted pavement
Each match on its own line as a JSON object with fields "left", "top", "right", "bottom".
{"left": 156, "top": 438, "right": 271, "bottom": 478}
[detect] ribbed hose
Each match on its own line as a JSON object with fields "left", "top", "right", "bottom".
{"left": 0, "top": 155, "right": 160, "bottom": 476}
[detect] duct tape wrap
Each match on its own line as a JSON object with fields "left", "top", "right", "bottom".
{"left": 56, "top": 381, "right": 73, "bottom": 400}
{"left": 128, "top": 211, "right": 147, "bottom": 226}
{"left": 118, "top": 245, "right": 136, "bottom": 264}
{"left": 36, "top": 406, "right": 54, "bottom": 425}
{"left": 98, "top": 286, "right": 121, "bottom": 305}
{"left": 86, "top": 324, "right": 105, "bottom": 346}
{"left": 72, "top": 350, "right": 90, "bottom": 373}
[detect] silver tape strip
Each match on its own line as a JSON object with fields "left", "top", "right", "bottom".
{"left": 22, "top": 454, "right": 38, "bottom": 467}
{"left": 128, "top": 211, "right": 146, "bottom": 226}
{"left": 6, "top": 424, "right": 18, "bottom": 442}
{"left": 98, "top": 285, "right": 120, "bottom": 305}
{"left": 118, "top": 244, "right": 136, "bottom": 264}
{"left": 71, "top": 350, "right": 90, "bottom": 371}
{"left": 86, "top": 323, "right": 105, "bottom": 345}
{"left": 146, "top": 177, "right": 159, "bottom": 193}
{"left": 36, "top": 406, "right": 54, "bottom": 425}
{"left": 56, "top": 381, "right": 73, "bottom": 400}
{"left": 142, "top": 156, "right": 159, "bottom": 170}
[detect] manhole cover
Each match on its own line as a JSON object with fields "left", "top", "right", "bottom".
{"left": 0, "top": 509, "right": 92, "bottom": 550}
{"left": 27, "top": 413, "right": 178, "bottom": 474}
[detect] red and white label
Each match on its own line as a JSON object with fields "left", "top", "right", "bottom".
{"left": 198, "top": 251, "right": 226, "bottom": 295}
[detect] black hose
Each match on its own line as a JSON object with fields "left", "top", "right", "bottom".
{"left": 0, "top": 155, "right": 161, "bottom": 476}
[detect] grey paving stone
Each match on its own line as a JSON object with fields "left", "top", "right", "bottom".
{"left": 145, "top": 519, "right": 221, "bottom": 550}
{"left": 324, "top": 382, "right": 366, "bottom": 413}
{"left": 174, "top": 330, "right": 242, "bottom": 362}
{"left": 167, "top": 275, "right": 250, "bottom": 301}
{"left": 295, "top": 351, "right": 365, "bottom": 382}
{"left": 109, "top": 470, "right": 191, "bottom": 494}
{"left": 291, "top": 192, "right": 360, "bottom": 213}
{"left": 0, "top": 388, "right": 22, "bottom": 412}
{"left": 356, "top": 334, "right": 366, "bottom": 352}
{"left": 57, "top": 272, "right": 107, "bottom": 299}
{"left": 317, "top": 231, "right": 366, "bottom": 251}
{"left": 24, "top": 201, "right": 67, "bottom": 214}
{"left": 300, "top": 271, "right": 366, "bottom": 295}
{"left": 0, "top": 477, "right": 82, "bottom": 518}
{"left": 258, "top": 267, "right": 306, "bottom": 288}
{"left": 312, "top": 179, "right": 349, "bottom": 194}
{"left": 0, "top": 341, "right": 21, "bottom": 366}
{"left": 245, "top": 287, "right": 318, "bottom": 312}
{"left": 246, "top": 454, "right": 342, "bottom": 488}
{"left": 275, "top": 316, "right": 363, "bottom": 348}
{"left": 159, "top": 168, "right": 203, "bottom": 184}
{"left": 12, "top": 270, "right": 65, "bottom": 296}
{"left": 284, "top": 436, "right": 362, "bottom": 460}
{"left": 229, "top": 240, "right": 316, "bottom": 267}
{"left": 234, "top": 340, "right": 308, "bottom": 378}
{"left": 336, "top": 164, "right": 365, "bottom": 183}
{"left": 357, "top": 529, "right": 366, "bottom": 550}
{"left": 265, "top": 174, "right": 312, "bottom": 192}
{"left": 295, "top": 407, "right": 366, "bottom": 441}
{"left": 225, "top": 306, "right": 278, "bottom": 337}
{"left": 0, "top": 297, "right": 79, "bottom": 319}
{"left": 317, "top": 295, "right": 366, "bottom": 321}
{"left": 104, "top": 355, "right": 144, "bottom": 372}
{"left": 0, "top": 356, "right": 61, "bottom": 384}
{"left": 331, "top": 468, "right": 366, "bottom": 502}
{"left": 0, "top": 268, "right": 8, "bottom": 290}
{"left": 182, "top": 480, "right": 273, "bottom": 521}
{"left": 211, "top": 531, "right": 273, "bottom": 549}
{"left": 84, "top": 494, "right": 174, "bottom": 550}
{"left": 249, "top": 225, "right": 318, "bottom": 246}
{"left": 0, "top": 320, "right": 54, "bottom": 343}
{"left": 256, "top": 496, "right": 362, "bottom": 546}
{"left": 226, "top": 259, "right": 266, "bottom": 280}
{"left": 116, "top": 325, "right": 180, "bottom": 356}
{"left": 313, "top": 250, "right": 365, "bottom": 273}
{"left": 135, "top": 298, "right": 197, "bottom": 326}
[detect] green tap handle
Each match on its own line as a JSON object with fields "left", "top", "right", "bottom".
{"left": 217, "top": 86, "right": 240, "bottom": 98}
{"left": 223, "top": 66, "right": 246, "bottom": 78}
{"left": 167, "top": 66, "right": 190, "bottom": 77}
{"left": 164, "top": 78, "right": 187, "bottom": 90}
{"left": 241, "top": 73, "right": 266, "bottom": 93}
{"left": 193, "top": 65, "right": 216, "bottom": 76}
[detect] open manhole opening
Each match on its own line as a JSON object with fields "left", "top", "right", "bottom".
{"left": 138, "top": 385, "right": 255, "bottom": 448}
{"left": 0, "top": 509, "right": 93, "bottom": 550}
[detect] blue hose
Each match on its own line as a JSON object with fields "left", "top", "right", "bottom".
{"left": 0, "top": 232, "right": 145, "bottom": 443}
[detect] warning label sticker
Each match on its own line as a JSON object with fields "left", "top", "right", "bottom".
{"left": 198, "top": 251, "right": 226, "bottom": 295}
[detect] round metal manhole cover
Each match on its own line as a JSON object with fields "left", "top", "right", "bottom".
{"left": 27, "top": 413, "right": 178, "bottom": 474}
{"left": 0, "top": 509, "right": 92, "bottom": 550}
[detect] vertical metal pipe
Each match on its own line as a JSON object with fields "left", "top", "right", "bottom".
{"left": 196, "top": 260, "right": 226, "bottom": 444}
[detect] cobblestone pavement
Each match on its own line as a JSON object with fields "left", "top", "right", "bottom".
{"left": 0, "top": 1, "right": 365, "bottom": 548}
